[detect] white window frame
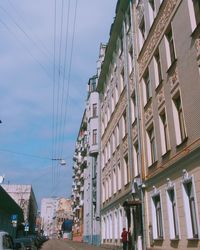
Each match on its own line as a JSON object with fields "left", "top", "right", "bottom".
{"left": 159, "top": 109, "right": 170, "bottom": 155}
{"left": 172, "top": 92, "right": 187, "bottom": 145}
{"left": 166, "top": 184, "right": 179, "bottom": 239}
{"left": 182, "top": 173, "right": 199, "bottom": 239}
{"left": 151, "top": 191, "right": 164, "bottom": 239}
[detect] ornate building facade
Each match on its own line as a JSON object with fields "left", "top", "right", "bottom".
{"left": 136, "top": 0, "right": 200, "bottom": 249}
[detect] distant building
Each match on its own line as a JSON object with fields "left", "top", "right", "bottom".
{"left": 56, "top": 198, "right": 73, "bottom": 233}
{"left": 40, "top": 197, "right": 59, "bottom": 238}
{"left": 2, "top": 184, "right": 37, "bottom": 234}
{"left": 71, "top": 112, "right": 87, "bottom": 242}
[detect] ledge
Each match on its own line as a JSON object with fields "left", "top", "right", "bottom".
{"left": 176, "top": 137, "right": 188, "bottom": 149}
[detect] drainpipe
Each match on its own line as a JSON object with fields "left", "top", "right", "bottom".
{"left": 130, "top": 1, "right": 147, "bottom": 249}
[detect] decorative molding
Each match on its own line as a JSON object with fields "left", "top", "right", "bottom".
{"left": 138, "top": 0, "right": 179, "bottom": 78}
{"left": 132, "top": 124, "right": 138, "bottom": 140}
{"left": 166, "top": 178, "right": 174, "bottom": 190}
{"left": 182, "top": 169, "right": 192, "bottom": 183}
{"left": 195, "top": 37, "right": 200, "bottom": 67}
{"left": 169, "top": 67, "right": 179, "bottom": 93}
{"left": 157, "top": 87, "right": 165, "bottom": 109}
{"left": 122, "top": 136, "right": 128, "bottom": 153}
{"left": 137, "top": 0, "right": 144, "bottom": 25}
{"left": 102, "top": 91, "right": 127, "bottom": 147}
{"left": 144, "top": 103, "right": 153, "bottom": 125}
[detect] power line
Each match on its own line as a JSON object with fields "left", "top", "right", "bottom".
{"left": 0, "top": 148, "right": 50, "bottom": 160}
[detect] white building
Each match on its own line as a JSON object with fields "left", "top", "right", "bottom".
{"left": 40, "top": 197, "right": 59, "bottom": 237}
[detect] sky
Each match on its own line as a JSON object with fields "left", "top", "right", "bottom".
{"left": 0, "top": 0, "right": 117, "bottom": 208}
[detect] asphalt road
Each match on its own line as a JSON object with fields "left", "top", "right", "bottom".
{"left": 40, "top": 239, "right": 115, "bottom": 250}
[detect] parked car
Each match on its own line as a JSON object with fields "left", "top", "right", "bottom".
{"left": 13, "top": 241, "right": 25, "bottom": 250}
{"left": 14, "top": 238, "right": 37, "bottom": 250}
{"left": 0, "top": 231, "right": 14, "bottom": 250}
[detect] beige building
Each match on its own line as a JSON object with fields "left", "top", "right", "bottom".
{"left": 97, "top": 0, "right": 137, "bottom": 248}
{"left": 56, "top": 198, "right": 72, "bottom": 232}
{"left": 96, "top": 0, "right": 200, "bottom": 249}
{"left": 135, "top": 0, "right": 200, "bottom": 249}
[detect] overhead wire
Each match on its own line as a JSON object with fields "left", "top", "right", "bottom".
{"left": 54, "top": 0, "right": 65, "bottom": 187}
{"left": 52, "top": 0, "right": 57, "bottom": 189}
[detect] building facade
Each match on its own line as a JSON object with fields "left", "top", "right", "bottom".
{"left": 56, "top": 198, "right": 73, "bottom": 234}
{"left": 71, "top": 0, "right": 200, "bottom": 249}
{"left": 135, "top": 0, "right": 200, "bottom": 249}
{"left": 71, "top": 112, "right": 87, "bottom": 241}
{"left": 0, "top": 185, "right": 23, "bottom": 238}
{"left": 41, "top": 197, "right": 59, "bottom": 238}
{"left": 2, "top": 184, "right": 37, "bottom": 234}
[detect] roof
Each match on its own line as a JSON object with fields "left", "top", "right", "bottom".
{"left": 97, "top": 0, "right": 131, "bottom": 92}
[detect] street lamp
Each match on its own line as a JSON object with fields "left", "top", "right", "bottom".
{"left": 51, "top": 158, "right": 66, "bottom": 166}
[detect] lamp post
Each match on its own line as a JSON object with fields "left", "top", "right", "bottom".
{"left": 51, "top": 158, "right": 66, "bottom": 166}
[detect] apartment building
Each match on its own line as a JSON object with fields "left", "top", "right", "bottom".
{"left": 136, "top": 0, "right": 200, "bottom": 249}
{"left": 71, "top": 112, "right": 87, "bottom": 241}
{"left": 97, "top": 1, "right": 141, "bottom": 248}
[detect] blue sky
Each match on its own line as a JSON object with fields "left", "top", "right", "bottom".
{"left": 0, "top": 0, "right": 117, "bottom": 208}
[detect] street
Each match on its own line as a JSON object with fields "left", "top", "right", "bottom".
{"left": 40, "top": 239, "right": 117, "bottom": 250}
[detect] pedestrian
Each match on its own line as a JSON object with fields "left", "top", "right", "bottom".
{"left": 121, "top": 227, "right": 128, "bottom": 250}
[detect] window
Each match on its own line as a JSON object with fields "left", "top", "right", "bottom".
{"left": 143, "top": 69, "right": 151, "bottom": 105}
{"left": 92, "top": 103, "right": 97, "bottom": 117}
{"left": 159, "top": 110, "right": 170, "bottom": 155}
{"left": 188, "top": 0, "right": 200, "bottom": 31}
{"left": 154, "top": 50, "right": 162, "bottom": 87}
{"left": 165, "top": 26, "right": 176, "bottom": 67}
{"left": 149, "top": 0, "right": 156, "bottom": 26}
{"left": 120, "top": 68, "right": 125, "bottom": 93}
{"left": 131, "top": 94, "right": 136, "bottom": 123}
{"left": 113, "top": 168, "right": 117, "bottom": 194}
{"left": 108, "top": 174, "right": 112, "bottom": 198}
{"left": 115, "top": 83, "right": 119, "bottom": 104}
{"left": 128, "top": 47, "right": 133, "bottom": 75}
{"left": 122, "top": 112, "right": 127, "bottom": 138}
{"left": 112, "top": 132, "right": 115, "bottom": 154}
{"left": 102, "top": 182, "right": 105, "bottom": 202}
{"left": 182, "top": 179, "right": 199, "bottom": 238}
{"left": 172, "top": 93, "right": 187, "bottom": 145}
{"left": 114, "top": 212, "right": 118, "bottom": 239}
{"left": 147, "top": 125, "right": 156, "bottom": 166}
{"left": 111, "top": 93, "right": 115, "bottom": 113}
{"left": 139, "top": 16, "right": 146, "bottom": 49}
{"left": 133, "top": 142, "right": 139, "bottom": 177}
{"left": 92, "top": 129, "right": 97, "bottom": 145}
{"left": 124, "top": 154, "right": 130, "bottom": 185}
{"left": 117, "top": 163, "right": 121, "bottom": 190}
{"left": 152, "top": 194, "right": 163, "bottom": 239}
{"left": 167, "top": 188, "right": 179, "bottom": 239}
{"left": 116, "top": 124, "right": 120, "bottom": 146}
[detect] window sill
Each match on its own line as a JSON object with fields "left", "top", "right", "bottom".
{"left": 176, "top": 137, "right": 188, "bottom": 149}
{"left": 170, "top": 237, "right": 180, "bottom": 241}
{"left": 148, "top": 160, "right": 158, "bottom": 168}
{"left": 161, "top": 149, "right": 171, "bottom": 159}
{"left": 187, "top": 237, "right": 199, "bottom": 241}
{"left": 153, "top": 237, "right": 164, "bottom": 241}
{"left": 166, "top": 59, "right": 177, "bottom": 74}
